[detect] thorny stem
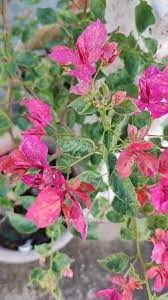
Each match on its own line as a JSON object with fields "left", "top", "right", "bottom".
{"left": 135, "top": 219, "right": 153, "bottom": 300}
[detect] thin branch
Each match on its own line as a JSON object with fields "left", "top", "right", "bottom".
{"left": 1, "top": 0, "right": 9, "bottom": 54}
{"left": 135, "top": 219, "right": 153, "bottom": 300}
{"left": 6, "top": 80, "right": 12, "bottom": 116}
{"left": 6, "top": 82, "right": 16, "bottom": 145}
{"left": 83, "top": 0, "right": 88, "bottom": 16}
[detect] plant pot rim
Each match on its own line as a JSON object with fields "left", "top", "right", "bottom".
{"left": 0, "top": 230, "right": 73, "bottom": 264}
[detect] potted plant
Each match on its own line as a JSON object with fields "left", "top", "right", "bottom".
{"left": 1, "top": 0, "right": 168, "bottom": 299}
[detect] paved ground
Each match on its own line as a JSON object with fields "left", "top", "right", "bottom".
{"left": 0, "top": 231, "right": 151, "bottom": 300}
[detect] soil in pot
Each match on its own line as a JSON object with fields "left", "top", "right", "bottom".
{"left": 0, "top": 166, "right": 79, "bottom": 251}
{"left": 0, "top": 214, "right": 50, "bottom": 250}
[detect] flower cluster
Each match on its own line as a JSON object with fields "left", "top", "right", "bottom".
{"left": 116, "top": 124, "right": 168, "bottom": 214}
{"left": 116, "top": 125, "right": 159, "bottom": 179}
{"left": 147, "top": 229, "right": 168, "bottom": 292}
{"left": 135, "top": 66, "right": 168, "bottom": 118}
{"left": 0, "top": 98, "right": 95, "bottom": 239}
{"left": 49, "top": 19, "right": 120, "bottom": 95}
{"left": 148, "top": 149, "right": 168, "bottom": 214}
{"left": 96, "top": 275, "right": 142, "bottom": 300}
{"left": 127, "top": 147, "right": 168, "bottom": 213}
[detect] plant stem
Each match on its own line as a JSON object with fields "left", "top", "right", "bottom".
{"left": 83, "top": 0, "right": 88, "bottom": 16}
{"left": 1, "top": 0, "right": 16, "bottom": 145}
{"left": 6, "top": 81, "right": 16, "bottom": 145}
{"left": 70, "top": 150, "right": 100, "bottom": 168}
{"left": 99, "top": 109, "right": 110, "bottom": 131}
{"left": 1, "top": 0, "right": 9, "bottom": 55}
{"left": 135, "top": 219, "right": 152, "bottom": 300}
{"left": 49, "top": 235, "right": 54, "bottom": 271}
{"left": 6, "top": 81, "right": 12, "bottom": 116}
{"left": 93, "top": 61, "right": 103, "bottom": 82}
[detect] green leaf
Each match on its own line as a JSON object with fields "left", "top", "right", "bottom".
{"left": 106, "top": 210, "right": 124, "bottom": 223}
{"left": 16, "top": 52, "right": 39, "bottom": 68}
{"left": 133, "top": 111, "right": 151, "bottom": 128}
{"left": 147, "top": 215, "right": 168, "bottom": 231}
{"left": 124, "top": 52, "right": 140, "bottom": 77}
{"left": 135, "top": 0, "right": 156, "bottom": 33}
{"left": 52, "top": 288, "right": 62, "bottom": 300}
{"left": 87, "top": 223, "right": 100, "bottom": 240}
{"left": 120, "top": 226, "right": 135, "bottom": 240}
{"left": 19, "top": 195, "right": 35, "bottom": 209}
{"left": 92, "top": 197, "right": 110, "bottom": 219}
{"left": 24, "top": 0, "right": 42, "bottom": 3}
{"left": 52, "top": 252, "right": 71, "bottom": 274}
{"left": 114, "top": 99, "right": 137, "bottom": 115}
{"left": 110, "top": 173, "right": 137, "bottom": 216}
{"left": 0, "top": 110, "right": 10, "bottom": 135}
{"left": 8, "top": 212, "right": 37, "bottom": 234}
{"left": 143, "top": 37, "right": 157, "bottom": 54}
{"left": 110, "top": 32, "right": 128, "bottom": 47}
{"left": 106, "top": 68, "right": 134, "bottom": 92}
{"left": 158, "top": 293, "right": 168, "bottom": 300}
{"left": 91, "top": 153, "right": 102, "bottom": 165}
{"left": 163, "top": 124, "right": 168, "bottom": 141}
{"left": 0, "top": 178, "right": 9, "bottom": 196}
{"left": 46, "top": 220, "right": 65, "bottom": 240}
{"left": 111, "top": 115, "right": 130, "bottom": 149}
{"left": 106, "top": 152, "right": 116, "bottom": 176}
{"left": 103, "top": 130, "right": 113, "bottom": 152}
{"left": 30, "top": 267, "right": 45, "bottom": 284}
{"left": 0, "top": 197, "right": 13, "bottom": 209}
{"left": 136, "top": 218, "right": 151, "bottom": 241}
{"left": 35, "top": 243, "right": 52, "bottom": 256}
{"left": 81, "top": 122, "right": 103, "bottom": 143}
{"left": 127, "top": 84, "right": 138, "bottom": 97}
{"left": 110, "top": 32, "right": 138, "bottom": 50}
{"left": 98, "top": 252, "right": 129, "bottom": 273}
{"left": 130, "top": 165, "right": 148, "bottom": 188}
{"left": 90, "top": 0, "right": 106, "bottom": 21}
{"left": 68, "top": 98, "right": 96, "bottom": 115}
{"left": 37, "top": 8, "right": 57, "bottom": 24}
{"left": 14, "top": 181, "right": 30, "bottom": 196}
{"left": 7, "top": 59, "right": 18, "bottom": 76}
{"left": 56, "top": 156, "right": 73, "bottom": 174}
{"left": 67, "top": 110, "right": 76, "bottom": 127}
{"left": 58, "top": 137, "right": 96, "bottom": 157}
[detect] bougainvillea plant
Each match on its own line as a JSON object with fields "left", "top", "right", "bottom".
{"left": 1, "top": 0, "right": 168, "bottom": 299}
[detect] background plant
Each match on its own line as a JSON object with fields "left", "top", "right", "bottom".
{"left": 0, "top": 0, "right": 168, "bottom": 299}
